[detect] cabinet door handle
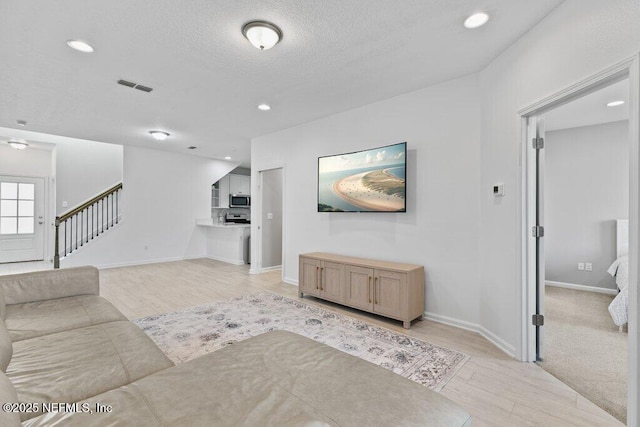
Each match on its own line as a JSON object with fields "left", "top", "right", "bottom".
{"left": 368, "top": 276, "right": 372, "bottom": 303}
{"left": 320, "top": 267, "right": 324, "bottom": 290}
{"left": 316, "top": 266, "right": 319, "bottom": 289}
{"left": 374, "top": 277, "right": 378, "bottom": 305}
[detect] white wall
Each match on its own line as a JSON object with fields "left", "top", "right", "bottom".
{"left": 0, "top": 142, "right": 56, "bottom": 265}
{"left": 54, "top": 140, "right": 123, "bottom": 214}
{"left": 545, "top": 121, "right": 629, "bottom": 289}
{"left": 252, "top": 74, "right": 481, "bottom": 327}
{"left": 477, "top": 0, "right": 640, "bottom": 357}
{"left": 0, "top": 143, "right": 53, "bottom": 177}
{"left": 62, "top": 145, "right": 237, "bottom": 268}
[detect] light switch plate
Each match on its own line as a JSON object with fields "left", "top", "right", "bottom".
{"left": 267, "top": 213, "right": 273, "bottom": 220}
{"left": 493, "top": 183, "right": 505, "bottom": 197}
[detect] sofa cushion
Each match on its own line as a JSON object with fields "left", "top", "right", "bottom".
{"left": 0, "top": 318, "right": 12, "bottom": 372}
{"left": 8, "top": 321, "right": 173, "bottom": 421}
{"left": 0, "top": 371, "right": 21, "bottom": 427}
{"left": 5, "top": 295, "right": 127, "bottom": 342}
{"left": 23, "top": 331, "right": 471, "bottom": 427}
{"left": 0, "top": 266, "right": 99, "bottom": 305}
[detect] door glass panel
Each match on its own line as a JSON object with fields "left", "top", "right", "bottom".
{"left": 18, "top": 200, "right": 34, "bottom": 217}
{"left": 18, "top": 183, "right": 35, "bottom": 200}
{"left": 1, "top": 200, "right": 17, "bottom": 216}
{"left": 0, "top": 218, "right": 17, "bottom": 234}
{"left": 18, "top": 217, "right": 34, "bottom": 234}
{"left": 1, "top": 182, "right": 18, "bottom": 199}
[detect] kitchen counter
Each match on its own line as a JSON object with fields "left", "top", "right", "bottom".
{"left": 196, "top": 218, "right": 250, "bottom": 265}
{"left": 196, "top": 218, "right": 250, "bottom": 228}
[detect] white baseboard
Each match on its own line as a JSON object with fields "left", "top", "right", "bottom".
{"left": 93, "top": 255, "right": 203, "bottom": 270}
{"left": 248, "top": 265, "right": 283, "bottom": 274}
{"left": 206, "top": 255, "right": 247, "bottom": 266}
{"left": 283, "top": 277, "right": 298, "bottom": 286}
{"left": 545, "top": 280, "right": 617, "bottom": 295}
{"left": 424, "top": 311, "right": 516, "bottom": 358}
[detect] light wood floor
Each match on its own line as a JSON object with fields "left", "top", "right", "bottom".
{"left": 98, "top": 259, "right": 622, "bottom": 426}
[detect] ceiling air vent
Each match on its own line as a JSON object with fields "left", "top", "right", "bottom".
{"left": 117, "top": 79, "right": 153, "bottom": 93}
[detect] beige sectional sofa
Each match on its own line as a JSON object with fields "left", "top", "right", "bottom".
{"left": 0, "top": 266, "right": 471, "bottom": 426}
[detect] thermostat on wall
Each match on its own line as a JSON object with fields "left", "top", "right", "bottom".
{"left": 493, "top": 183, "right": 505, "bottom": 197}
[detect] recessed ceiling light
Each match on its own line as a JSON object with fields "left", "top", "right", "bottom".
{"left": 16, "top": 120, "right": 27, "bottom": 127}
{"left": 606, "top": 100, "right": 625, "bottom": 107}
{"left": 242, "top": 21, "right": 282, "bottom": 50}
{"left": 149, "top": 130, "right": 170, "bottom": 141}
{"left": 257, "top": 103, "right": 271, "bottom": 111}
{"left": 224, "top": 156, "right": 232, "bottom": 160}
{"left": 7, "top": 140, "right": 28, "bottom": 150}
{"left": 464, "top": 12, "right": 489, "bottom": 29}
{"left": 66, "top": 40, "right": 94, "bottom": 53}
{"left": 187, "top": 146, "right": 197, "bottom": 150}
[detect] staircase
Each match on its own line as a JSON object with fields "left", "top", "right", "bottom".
{"left": 54, "top": 183, "right": 122, "bottom": 268}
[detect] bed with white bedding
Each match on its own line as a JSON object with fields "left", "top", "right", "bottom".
{"left": 608, "top": 219, "right": 629, "bottom": 327}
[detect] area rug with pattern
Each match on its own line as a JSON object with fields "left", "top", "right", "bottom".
{"left": 134, "top": 291, "right": 469, "bottom": 392}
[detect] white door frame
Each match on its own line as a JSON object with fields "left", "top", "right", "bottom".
{"left": 519, "top": 54, "right": 640, "bottom": 424}
{"left": 252, "top": 164, "right": 286, "bottom": 280}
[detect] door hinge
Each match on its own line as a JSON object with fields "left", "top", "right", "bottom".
{"left": 532, "top": 137, "right": 544, "bottom": 149}
{"left": 532, "top": 225, "right": 544, "bottom": 238}
{"left": 532, "top": 314, "right": 544, "bottom": 326}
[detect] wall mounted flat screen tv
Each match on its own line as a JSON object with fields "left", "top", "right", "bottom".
{"left": 318, "top": 142, "right": 406, "bottom": 212}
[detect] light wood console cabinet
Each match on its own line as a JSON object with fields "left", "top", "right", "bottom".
{"left": 299, "top": 253, "right": 425, "bottom": 328}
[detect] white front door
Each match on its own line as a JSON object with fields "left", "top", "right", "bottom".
{"left": 0, "top": 176, "right": 45, "bottom": 263}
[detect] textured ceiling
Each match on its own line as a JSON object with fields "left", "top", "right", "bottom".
{"left": 0, "top": 0, "right": 563, "bottom": 166}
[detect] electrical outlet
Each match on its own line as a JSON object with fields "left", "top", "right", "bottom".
{"left": 585, "top": 262, "right": 592, "bottom": 271}
{"left": 578, "top": 263, "right": 585, "bottom": 271}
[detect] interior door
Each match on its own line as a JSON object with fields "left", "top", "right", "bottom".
{"left": 529, "top": 117, "right": 546, "bottom": 361}
{"left": 0, "top": 176, "right": 45, "bottom": 263}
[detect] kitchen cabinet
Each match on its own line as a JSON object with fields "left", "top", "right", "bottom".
{"left": 229, "top": 174, "right": 251, "bottom": 195}
{"left": 213, "top": 174, "right": 250, "bottom": 209}
{"left": 299, "top": 253, "right": 424, "bottom": 328}
{"left": 214, "top": 175, "right": 230, "bottom": 208}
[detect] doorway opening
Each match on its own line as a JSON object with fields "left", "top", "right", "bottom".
{"left": 520, "top": 56, "right": 639, "bottom": 424}
{"left": 257, "top": 167, "right": 284, "bottom": 274}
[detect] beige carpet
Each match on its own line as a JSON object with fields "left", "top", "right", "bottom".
{"left": 538, "top": 285, "right": 627, "bottom": 423}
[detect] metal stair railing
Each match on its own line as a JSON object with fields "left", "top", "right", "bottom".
{"left": 54, "top": 183, "right": 122, "bottom": 268}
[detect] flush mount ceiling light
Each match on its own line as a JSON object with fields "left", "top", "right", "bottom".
{"left": 149, "top": 130, "right": 170, "bottom": 141}
{"left": 224, "top": 156, "right": 232, "bottom": 160}
{"left": 66, "top": 40, "right": 94, "bottom": 53}
{"left": 606, "top": 100, "right": 625, "bottom": 107}
{"left": 464, "top": 12, "right": 489, "bottom": 29}
{"left": 7, "top": 140, "right": 29, "bottom": 150}
{"left": 257, "top": 103, "right": 271, "bottom": 111}
{"left": 242, "top": 21, "right": 282, "bottom": 50}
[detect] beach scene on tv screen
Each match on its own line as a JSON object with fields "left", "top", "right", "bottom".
{"left": 318, "top": 142, "right": 406, "bottom": 212}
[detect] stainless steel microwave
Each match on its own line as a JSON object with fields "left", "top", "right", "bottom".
{"left": 229, "top": 194, "right": 250, "bottom": 208}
